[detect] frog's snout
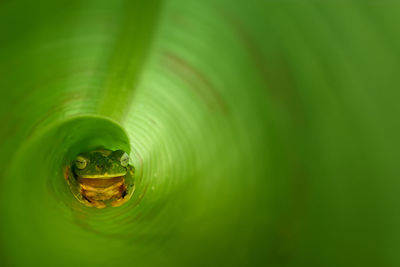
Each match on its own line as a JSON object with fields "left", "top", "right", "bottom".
{"left": 96, "top": 164, "right": 104, "bottom": 171}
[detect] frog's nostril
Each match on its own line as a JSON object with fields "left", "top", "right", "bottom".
{"left": 97, "top": 165, "right": 104, "bottom": 169}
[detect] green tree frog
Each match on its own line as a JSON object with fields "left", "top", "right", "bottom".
{"left": 65, "top": 148, "right": 135, "bottom": 208}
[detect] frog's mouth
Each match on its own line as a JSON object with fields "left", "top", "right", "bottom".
{"left": 78, "top": 173, "right": 126, "bottom": 179}
{"left": 78, "top": 176, "right": 126, "bottom": 189}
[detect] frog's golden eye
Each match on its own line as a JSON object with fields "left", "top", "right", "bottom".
{"left": 120, "top": 152, "right": 129, "bottom": 167}
{"left": 75, "top": 156, "right": 87, "bottom": 169}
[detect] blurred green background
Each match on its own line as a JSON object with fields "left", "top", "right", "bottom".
{"left": 0, "top": 0, "right": 399, "bottom": 266}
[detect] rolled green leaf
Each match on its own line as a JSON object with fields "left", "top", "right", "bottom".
{"left": 0, "top": 0, "right": 399, "bottom": 266}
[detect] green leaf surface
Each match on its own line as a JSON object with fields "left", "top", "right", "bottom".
{"left": 0, "top": 0, "right": 399, "bottom": 266}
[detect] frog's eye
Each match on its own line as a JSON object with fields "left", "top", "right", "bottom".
{"left": 120, "top": 152, "right": 129, "bottom": 167}
{"left": 75, "top": 156, "right": 87, "bottom": 169}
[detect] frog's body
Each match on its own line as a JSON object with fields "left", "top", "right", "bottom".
{"left": 65, "top": 149, "right": 135, "bottom": 208}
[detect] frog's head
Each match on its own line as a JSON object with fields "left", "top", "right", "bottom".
{"left": 73, "top": 149, "right": 129, "bottom": 179}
